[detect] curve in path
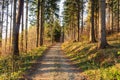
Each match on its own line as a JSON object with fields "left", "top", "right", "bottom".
{"left": 26, "top": 43, "right": 85, "bottom": 80}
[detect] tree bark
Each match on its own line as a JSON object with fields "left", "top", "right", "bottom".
{"left": 106, "top": 0, "right": 111, "bottom": 33}
{"left": 117, "top": 0, "right": 119, "bottom": 32}
{"left": 0, "top": 0, "right": 4, "bottom": 54}
{"left": 25, "top": 0, "right": 28, "bottom": 52}
{"left": 36, "top": 0, "right": 40, "bottom": 47}
{"left": 9, "top": 0, "right": 13, "bottom": 52}
{"left": 21, "top": 1, "right": 24, "bottom": 51}
{"left": 12, "top": 0, "right": 17, "bottom": 55}
{"left": 40, "top": 0, "right": 44, "bottom": 46}
{"left": 98, "top": 0, "right": 109, "bottom": 49}
{"left": 5, "top": 0, "right": 9, "bottom": 52}
{"left": 50, "top": 13, "right": 54, "bottom": 44}
{"left": 111, "top": 0, "right": 114, "bottom": 33}
{"left": 81, "top": 0, "right": 84, "bottom": 33}
{"left": 12, "top": 0, "right": 24, "bottom": 56}
{"left": 77, "top": 0, "right": 80, "bottom": 42}
{"left": 90, "top": 0, "right": 96, "bottom": 43}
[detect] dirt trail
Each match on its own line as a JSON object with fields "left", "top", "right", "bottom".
{"left": 26, "top": 43, "right": 85, "bottom": 80}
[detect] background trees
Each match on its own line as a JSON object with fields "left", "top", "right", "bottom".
{"left": 63, "top": 0, "right": 120, "bottom": 49}
{"left": 0, "top": 0, "right": 60, "bottom": 55}
{"left": 0, "top": 0, "right": 119, "bottom": 56}
{"left": 63, "top": 0, "right": 82, "bottom": 41}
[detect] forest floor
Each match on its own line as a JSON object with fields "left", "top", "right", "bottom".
{"left": 25, "top": 43, "right": 86, "bottom": 80}
{"left": 61, "top": 33, "right": 120, "bottom": 80}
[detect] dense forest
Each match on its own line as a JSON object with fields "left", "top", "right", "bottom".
{"left": 0, "top": 0, "right": 120, "bottom": 79}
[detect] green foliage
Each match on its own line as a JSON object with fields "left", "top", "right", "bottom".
{"left": 118, "top": 51, "right": 120, "bottom": 55}
{"left": 44, "top": 20, "right": 61, "bottom": 42}
{"left": 29, "top": 0, "right": 60, "bottom": 25}
{"left": 0, "top": 46, "right": 46, "bottom": 80}
{"left": 83, "top": 66, "right": 120, "bottom": 80}
{"left": 100, "top": 67, "right": 120, "bottom": 80}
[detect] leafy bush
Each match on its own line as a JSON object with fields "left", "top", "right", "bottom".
{"left": 0, "top": 46, "right": 46, "bottom": 80}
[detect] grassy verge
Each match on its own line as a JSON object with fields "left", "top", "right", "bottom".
{"left": 62, "top": 36, "right": 120, "bottom": 80}
{"left": 0, "top": 46, "right": 47, "bottom": 80}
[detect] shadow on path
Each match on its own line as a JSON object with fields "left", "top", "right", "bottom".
{"left": 25, "top": 43, "right": 84, "bottom": 80}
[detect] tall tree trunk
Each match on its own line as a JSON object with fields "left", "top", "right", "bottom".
{"left": 117, "top": 0, "right": 119, "bottom": 32}
{"left": 106, "top": 0, "right": 111, "bottom": 33}
{"left": 95, "top": 12, "right": 98, "bottom": 39}
{"left": 25, "top": 0, "right": 28, "bottom": 52}
{"left": 70, "top": 23, "right": 71, "bottom": 40}
{"left": 62, "top": 26, "right": 64, "bottom": 42}
{"left": 98, "top": 0, "right": 109, "bottom": 49}
{"left": 90, "top": 0, "right": 96, "bottom": 43}
{"left": 73, "top": 23, "right": 76, "bottom": 40}
{"left": 36, "top": 0, "right": 40, "bottom": 47}
{"left": 50, "top": 14, "right": 54, "bottom": 44}
{"left": 0, "top": 0, "right": 4, "bottom": 54}
{"left": 9, "top": 0, "right": 13, "bottom": 52}
{"left": 50, "top": 23, "right": 53, "bottom": 44}
{"left": 5, "top": 0, "right": 9, "bottom": 52}
{"left": 77, "top": 1, "right": 80, "bottom": 42}
{"left": 81, "top": 0, "right": 84, "bottom": 33}
{"left": 71, "top": 19, "right": 75, "bottom": 41}
{"left": 21, "top": 1, "right": 24, "bottom": 51}
{"left": 111, "top": 0, "right": 114, "bottom": 33}
{"left": 12, "top": 0, "right": 17, "bottom": 55}
{"left": 0, "top": 21, "right": 1, "bottom": 53}
{"left": 40, "top": 0, "right": 44, "bottom": 46}
{"left": 12, "top": 0, "right": 24, "bottom": 56}
{"left": 0, "top": 20, "right": 1, "bottom": 53}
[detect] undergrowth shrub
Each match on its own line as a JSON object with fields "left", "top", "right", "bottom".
{"left": 0, "top": 46, "right": 46, "bottom": 80}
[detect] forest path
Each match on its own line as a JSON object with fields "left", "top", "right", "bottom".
{"left": 26, "top": 43, "right": 85, "bottom": 80}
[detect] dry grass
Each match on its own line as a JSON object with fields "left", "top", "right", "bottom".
{"left": 62, "top": 33, "right": 120, "bottom": 80}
